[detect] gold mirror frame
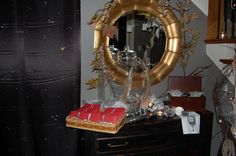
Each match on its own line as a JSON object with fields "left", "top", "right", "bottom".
{"left": 94, "top": 0, "right": 182, "bottom": 88}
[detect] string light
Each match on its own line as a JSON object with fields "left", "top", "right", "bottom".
{"left": 42, "top": 34, "right": 47, "bottom": 40}
{"left": 43, "top": 1, "right": 48, "bottom": 7}
{"left": 47, "top": 18, "right": 55, "bottom": 24}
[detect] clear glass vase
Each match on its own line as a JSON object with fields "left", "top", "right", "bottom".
{"left": 120, "top": 57, "right": 150, "bottom": 115}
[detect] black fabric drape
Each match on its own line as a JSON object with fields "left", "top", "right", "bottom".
{"left": 0, "top": 0, "right": 81, "bottom": 156}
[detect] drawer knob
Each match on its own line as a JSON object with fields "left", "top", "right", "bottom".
{"left": 107, "top": 142, "right": 128, "bottom": 148}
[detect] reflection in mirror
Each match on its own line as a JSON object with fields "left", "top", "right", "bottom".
{"left": 109, "top": 11, "right": 166, "bottom": 69}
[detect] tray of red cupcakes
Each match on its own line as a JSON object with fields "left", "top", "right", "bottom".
{"left": 66, "top": 103, "right": 126, "bottom": 134}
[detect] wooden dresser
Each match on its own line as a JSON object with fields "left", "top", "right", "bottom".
{"left": 83, "top": 111, "right": 213, "bottom": 156}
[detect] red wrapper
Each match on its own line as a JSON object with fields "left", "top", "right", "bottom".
{"left": 77, "top": 105, "right": 124, "bottom": 123}
{"left": 101, "top": 107, "right": 125, "bottom": 123}
{"left": 89, "top": 109, "right": 101, "bottom": 122}
{"left": 113, "top": 108, "right": 125, "bottom": 119}
{"left": 81, "top": 103, "right": 100, "bottom": 110}
{"left": 79, "top": 104, "right": 101, "bottom": 121}
{"left": 70, "top": 110, "right": 79, "bottom": 117}
{"left": 79, "top": 110, "right": 90, "bottom": 120}
{"left": 81, "top": 103, "right": 91, "bottom": 109}
{"left": 102, "top": 113, "right": 119, "bottom": 123}
{"left": 103, "top": 108, "right": 116, "bottom": 114}
{"left": 91, "top": 104, "right": 101, "bottom": 109}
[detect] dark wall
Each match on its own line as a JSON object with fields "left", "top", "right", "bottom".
{"left": 0, "top": 0, "right": 81, "bottom": 155}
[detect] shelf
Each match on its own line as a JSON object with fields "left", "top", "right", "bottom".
{"left": 205, "top": 39, "right": 236, "bottom": 44}
{"left": 219, "top": 59, "right": 233, "bottom": 65}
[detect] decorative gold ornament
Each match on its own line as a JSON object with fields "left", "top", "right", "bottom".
{"left": 86, "top": 79, "right": 99, "bottom": 90}
{"left": 92, "top": 0, "right": 182, "bottom": 88}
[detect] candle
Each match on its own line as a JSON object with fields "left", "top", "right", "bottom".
{"left": 157, "top": 110, "right": 164, "bottom": 117}
{"left": 220, "top": 32, "right": 227, "bottom": 39}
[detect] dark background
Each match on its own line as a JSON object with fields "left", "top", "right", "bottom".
{"left": 0, "top": 0, "right": 81, "bottom": 155}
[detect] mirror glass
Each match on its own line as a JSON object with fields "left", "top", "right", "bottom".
{"left": 109, "top": 11, "right": 166, "bottom": 70}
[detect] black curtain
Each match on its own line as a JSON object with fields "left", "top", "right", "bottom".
{"left": 0, "top": 0, "right": 81, "bottom": 156}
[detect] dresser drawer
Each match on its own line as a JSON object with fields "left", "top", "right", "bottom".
{"left": 95, "top": 132, "right": 183, "bottom": 155}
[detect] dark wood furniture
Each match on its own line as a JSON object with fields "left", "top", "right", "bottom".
{"left": 83, "top": 111, "right": 213, "bottom": 156}
{"left": 168, "top": 76, "right": 206, "bottom": 112}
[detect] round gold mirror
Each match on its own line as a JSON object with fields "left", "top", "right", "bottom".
{"left": 94, "top": 0, "right": 182, "bottom": 88}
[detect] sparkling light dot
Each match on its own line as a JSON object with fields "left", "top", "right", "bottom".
{"left": 11, "top": 106, "right": 16, "bottom": 112}
{"left": 25, "top": 6, "right": 32, "bottom": 12}
{"left": 42, "top": 34, "right": 47, "bottom": 39}
{"left": 43, "top": 1, "right": 48, "bottom": 7}
{"left": 218, "top": 118, "right": 223, "bottom": 123}
{"left": 60, "top": 46, "right": 66, "bottom": 51}
{"left": 48, "top": 19, "right": 55, "bottom": 24}
{"left": 6, "top": 126, "right": 10, "bottom": 131}
{"left": 67, "top": 26, "right": 73, "bottom": 31}
{"left": 21, "top": 137, "right": 27, "bottom": 142}
{"left": 54, "top": 114, "right": 59, "bottom": 121}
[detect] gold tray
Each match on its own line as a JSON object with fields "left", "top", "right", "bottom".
{"left": 66, "top": 115, "right": 126, "bottom": 134}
